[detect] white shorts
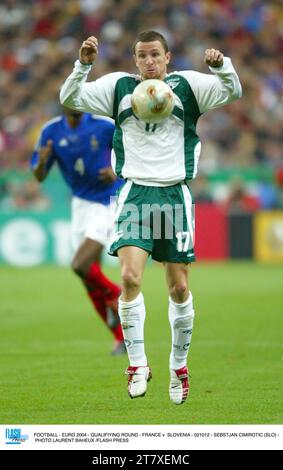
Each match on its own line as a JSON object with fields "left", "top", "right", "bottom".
{"left": 71, "top": 196, "right": 116, "bottom": 252}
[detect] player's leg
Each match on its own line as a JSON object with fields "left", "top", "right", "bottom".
{"left": 71, "top": 237, "right": 124, "bottom": 354}
{"left": 71, "top": 236, "right": 102, "bottom": 274}
{"left": 153, "top": 183, "right": 195, "bottom": 404}
{"left": 119, "top": 245, "right": 148, "bottom": 301}
{"left": 118, "top": 246, "right": 152, "bottom": 398}
{"left": 71, "top": 238, "right": 104, "bottom": 324}
{"left": 72, "top": 236, "right": 120, "bottom": 303}
{"left": 165, "top": 261, "right": 190, "bottom": 303}
{"left": 71, "top": 197, "right": 124, "bottom": 355}
{"left": 165, "top": 263, "right": 195, "bottom": 405}
{"left": 108, "top": 182, "right": 153, "bottom": 397}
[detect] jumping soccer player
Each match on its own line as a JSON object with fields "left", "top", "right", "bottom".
{"left": 59, "top": 30, "right": 242, "bottom": 403}
{"left": 31, "top": 108, "right": 125, "bottom": 355}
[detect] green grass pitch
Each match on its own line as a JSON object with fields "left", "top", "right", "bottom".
{"left": 0, "top": 262, "right": 282, "bottom": 424}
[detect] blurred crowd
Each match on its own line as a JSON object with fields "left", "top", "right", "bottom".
{"left": 1, "top": 0, "right": 283, "bottom": 210}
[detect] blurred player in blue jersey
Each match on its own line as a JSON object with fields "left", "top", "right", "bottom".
{"left": 30, "top": 107, "right": 125, "bottom": 355}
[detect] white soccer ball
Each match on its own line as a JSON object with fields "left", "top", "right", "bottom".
{"left": 131, "top": 79, "right": 175, "bottom": 123}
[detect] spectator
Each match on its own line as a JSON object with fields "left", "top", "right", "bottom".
{"left": 0, "top": 0, "right": 282, "bottom": 187}
{"left": 224, "top": 177, "right": 261, "bottom": 214}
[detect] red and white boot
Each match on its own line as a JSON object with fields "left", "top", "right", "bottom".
{"left": 126, "top": 366, "right": 152, "bottom": 399}
{"left": 169, "top": 366, "right": 190, "bottom": 405}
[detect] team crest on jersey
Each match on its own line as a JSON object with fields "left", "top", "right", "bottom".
{"left": 166, "top": 77, "right": 180, "bottom": 90}
{"left": 91, "top": 135, "right": 99, "bottom": 150}
{"left": 59, "top": 138, "right": 68, "bottom": 147}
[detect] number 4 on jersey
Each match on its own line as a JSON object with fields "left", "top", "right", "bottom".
{"left": 74, "top": 158, "right": 85, "bottom": 175}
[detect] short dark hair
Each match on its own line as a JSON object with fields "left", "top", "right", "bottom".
{"left": 132, "top": 30, "right": 169, "bottom": 54}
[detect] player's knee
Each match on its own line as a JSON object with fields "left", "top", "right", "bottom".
{"left": 71, "top": 257, "right": 85, "bottom": 277}
{"left": 121, "top": 266, "right": 142, "bottom": 290}
{"left": 169, "top": 282, "right": 188, "bottom": 302}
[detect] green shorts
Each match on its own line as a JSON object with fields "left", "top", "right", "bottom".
{"left": 108, "top": 181, "right": 195, "bottom": 263}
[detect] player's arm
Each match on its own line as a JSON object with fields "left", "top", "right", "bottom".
{"left": 79, "top": 36, "right": 98, "bottom": 65}
{"left": 59, "top": 36, "right": 119, "bottom": 117}
{"left": 31, "top": 139, "right": 53, "bottom": 182}
{"left": 98, "top": 167, "right": 117, "bottom": 184}
{"left": 182, "top": 49, "right": 242, "bottom": 113}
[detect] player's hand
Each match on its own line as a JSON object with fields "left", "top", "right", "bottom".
{"left": 98, "top": 167, "right": 117, "bottom": 184}
{"left": 204, "top": 49, "right": 224, "bottom": 68}
{"left": 79, "top": 36, "right": 98, "bottom": 65}
{"left": 38, "top": 140, "right": 53, "bottom": 165}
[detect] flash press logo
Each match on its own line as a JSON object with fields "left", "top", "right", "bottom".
{"left": 5, "top": 428, "right": 29, "bottom": 445}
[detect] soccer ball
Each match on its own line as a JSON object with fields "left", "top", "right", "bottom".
{"left": 131, "top": 79, "right": 175, "bottom": 123}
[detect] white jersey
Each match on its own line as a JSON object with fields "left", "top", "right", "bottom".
{"left": 60, "top": 58, "right": 242, "bottom": 186}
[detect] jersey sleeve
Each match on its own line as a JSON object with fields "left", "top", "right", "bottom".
{"left": 59, "top": 60, "right": 124, "bottom": 117}
{"left": 179, "top": 57, "right": 242, "bottom": 114}
{"left": 30, "top": 127, "right": 56, "bottom": 172}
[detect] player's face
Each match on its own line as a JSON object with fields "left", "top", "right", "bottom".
{"left": 134, "top": 41, "right": 171, "bottom": 81}
{"left": 64, "top": 108, "right": 83, "bottom": 127}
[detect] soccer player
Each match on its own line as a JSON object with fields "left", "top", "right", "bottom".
{"left": 60, "top": 30, "right": 242, "bottom": 403}
{"left": 30, "top": 107, "right": 126, "bottom": 355}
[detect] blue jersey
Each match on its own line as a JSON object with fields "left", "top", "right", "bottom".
{"left": 30, "top": 113, "right": 121, "bottom": 204}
